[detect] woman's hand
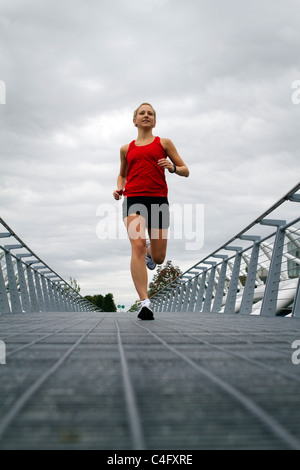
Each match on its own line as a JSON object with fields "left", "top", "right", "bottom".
{"left": 157, "top": 158, "right": 175, "bottom": 173}
{"left": 113, "top": 189, "right": 123, "bottom": 200}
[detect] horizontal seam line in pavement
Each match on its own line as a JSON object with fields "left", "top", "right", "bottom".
{"left": 0, "top": 317, "right": 104, "bottom": 443}
{"left": 6, "top": 318, "right": 88, "bottom": 357}
{"left": 0, "top": 317, "right": 71, "bottom": 341}
{"left": 133, "top": 319, "right": 300, "bottom": 451}
{"left": 154, "top": 318, "right": 300, "bottom": 384}
{"left": 165, "top": 315, "right": 296, "bottom": 357}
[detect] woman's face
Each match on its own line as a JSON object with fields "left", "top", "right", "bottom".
{"left": 134, "top": 104, "right": 156, "bottom": 129}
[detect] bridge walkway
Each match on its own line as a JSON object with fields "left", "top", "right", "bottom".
{"left": 0, "top": 311, "right": 300, "bottom": 450}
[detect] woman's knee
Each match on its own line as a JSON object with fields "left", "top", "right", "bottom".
{"left": 149, "top": 236, "right": 167, "bottom": 265}
{"left": 152, "top": 251, "right": 166, "bottom": 265}
{"left": 131, "top": 238, "right": 146, "bottom": 257}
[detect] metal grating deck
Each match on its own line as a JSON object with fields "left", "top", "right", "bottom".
{"left": 0, "top": 312, "right": 300, "bottom": 450}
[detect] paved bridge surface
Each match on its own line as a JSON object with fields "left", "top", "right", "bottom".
{"left": 0, "top": 311, "right": 300, "bottom": 450}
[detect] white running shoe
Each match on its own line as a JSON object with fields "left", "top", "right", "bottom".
{"left": 138, "top": 299, "right": 155, "bottom": 321}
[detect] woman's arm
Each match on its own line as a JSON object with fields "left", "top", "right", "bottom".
{"left": 113, "top": 144, "right": 128, "bottom": 200}
{"left": 159, "top": 138, "right": 189, "bottom": 177}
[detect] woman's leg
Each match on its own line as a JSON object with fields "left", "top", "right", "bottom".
{"left": 125, "top": 214, "right": 148, "bottom": 301}
{"left": 147, "top": 228, "right": 168, "bottom": 265}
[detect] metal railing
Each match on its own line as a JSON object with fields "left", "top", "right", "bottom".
{"left": 151, "top": 183, "right": 300, "bottom": 317}
{"left": 0, "top": 218, "right": 97, "bottom": 314}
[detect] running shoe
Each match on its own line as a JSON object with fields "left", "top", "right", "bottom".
{"left": 137, "top": 299, "right": 155, "bottom": 321}
{"left": 145, "top": 239, "right": 156, "bottom": 270}
{"left": 145, "top": 253, "right": 156, "bottom": 270}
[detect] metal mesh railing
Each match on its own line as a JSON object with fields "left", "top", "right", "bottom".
{"left": 0, "top": 218, "right": 97, "bottom": 314}
{"left": 151, "top": 183, "right": 300, "bottom": 317}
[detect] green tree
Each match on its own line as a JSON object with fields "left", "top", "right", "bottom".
{"left": 84, "top": 293, "right": 117, "bottom": 312}
{"left": 148, "top": 260, "right": 182, "bottom": 298}
{"left": 85, "top": 294, "right": 105, "bottom": 310}
{"left": 69, "top": 277, "right": 81, "bottom": 294}
{"left": 103, "top": 293, "right": 117, "bottom": 312}
{"left": 129, "top": 299, "right": 140, "bottom": 312}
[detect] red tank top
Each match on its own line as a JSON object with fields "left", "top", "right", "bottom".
{"left": 124, "top": 136, "right": 168, "bottom": 197}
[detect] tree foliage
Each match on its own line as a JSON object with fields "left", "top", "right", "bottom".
{"left": 84, "top": 293, "right": 117, "bottom": 312}
{"left": 128, "top": 299, "right": 141, "bottom": 312}
{"left": 103, "top": 293, "right": 117, "bottom": 312}
{"left": 69, "top": 277, "right": 81, "bottom": 294}
{"left": 148, "top": 260, "right": 182, "bottom": 298}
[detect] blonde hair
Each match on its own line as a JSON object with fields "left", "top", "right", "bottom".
{"left": 133, "top": 103, "right": 156, "bottom": 121}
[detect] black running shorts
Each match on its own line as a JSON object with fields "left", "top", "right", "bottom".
{"left": 122, "top": 196, "right": 170, "bottom": 229}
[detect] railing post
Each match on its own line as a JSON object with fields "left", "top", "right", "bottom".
{"left": 167, "top": 287, "right": 175, "bottom": 311}
{"left": 26, "top": 264, "right": 40, "bottom": 312}
{"left": 195, "top": 269, "right": 207, "bottom": 312}
{"left": 64, "top": 286, "right": 72, "bottom": 311}
{"left": 212, "top": 255, "right": 228, "bottom": 313}
{"left": 56, "top": 282, "right": 67, "bottom": 311}
{"left": 239, "top": 236, "right": 261, "bottom": 315}
{"left": 0, "top": 260, "right": 10, "bottom": 313}
{"left": 4, "top": 246, "right": 23, "bottom": 313}
{"left": 160, "top": 293, "right": 166, "bottom": 312}
{"left": 32, "top": 264, "right": 49, "bottom": 308}
{"left": 289, "top": 196, "right": 300, "bottom": 317}
{"left": 161, "top": 289, "right": 169, "bottom": 312}
{"left": 260, "top": 219, "right": 286, "bottom": 316}
{"left": 75, "top": 295, "right": 82, "bottom": 312}
{"left": 63, "top": 286, "right": 73, "bottom": 312}
{"left": 68, "top": 294, "right": 78, "bottom": 312}
{"left": 292, "top": 277, "right": 300, "bottom": 317}
{"left": 188, "top": 275, "right": 199, "bottom": 312}
{"left": 16, "top": 257, "right": 32, "bottom": 313}
{"left": 46, "top": 278, "right": 56, "bottom": 311}
{"left": 34, "top": 271, "right": 46, "bottom": 312}
{"left": 67, "top": 291, "right": 75, "bottom": 311}
{"left": 154, "top": 296, "right": 161, "bottom": 312}
{"left": 54, "top": 282, "right": 64, "bottom": 311}
{"left": 159, "top": 295, "right": 165, "bottom": 312}
{"left": 171, "top": 286, "right": 180, "bottom": 311}
{"left": 153, "top": 297, "right": 159, "bottom": 312}
{"left": 224, "top": 246, "right": 243, "bottom": 314}
{"left": 40, "top": 276, "right": 52, "bottom": 312}
{"left": 48, "top": 278, "right": 61, "bottom": 311}
{"left": 67, "top": 288, "right": 76, "bottom": 312}
{"left": 171, "top": 286, "right": 180, "bottom": 312}
{"left": 182, "top": 279, "right": 192, "bottom": 312}
{"left": 176, "top": 281, "right": 186, "bottom": 312}
{"left": 203, "top": 262, "right": 217, "bottom": 313}
{"left": 163, "top": 290, "right": 171, "bottom": 312}
{"left": 0, "top": 234, "right": 11, "bottom": 314}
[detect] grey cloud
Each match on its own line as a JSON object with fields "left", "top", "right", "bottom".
{"left": 1, "top": 0, "right": 300, "bottom": 308}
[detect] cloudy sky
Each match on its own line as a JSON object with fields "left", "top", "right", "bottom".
{"left": 1, "top": 0, "right": 300, "bottom": 309}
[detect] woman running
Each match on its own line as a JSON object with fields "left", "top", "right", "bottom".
{"left": 113, "top": 103, "right": 189, "bottom": 320}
